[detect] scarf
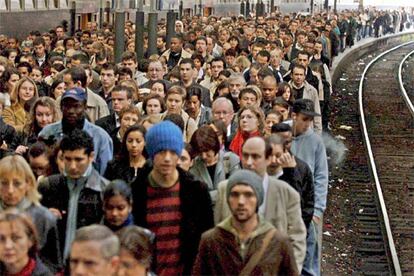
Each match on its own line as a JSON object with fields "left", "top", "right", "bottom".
{"left": 5, "top": 258, "right": 36, "bottom": 276}
{"left": 229, "top": 130, "right": 261, "bottom": 159}
{"left": 104, "top": 213, "right": 134, "bottom": 233}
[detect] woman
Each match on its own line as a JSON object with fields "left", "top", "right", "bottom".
{"left": 229, "top": 105, "right": 265, "bottom": 159}
{"left": 228, "top": 36, "right": 241, "bottom": 53}
{"left": 48, "top": 77, "right": 66, "bottom": 99}
{"left": 110, "top": 105, "right": 141, "bottom": 157}
{"left": 0, "top": 67, "right": 20, "bottom": 107}
{"left": 264, "top": 110, "right": 283, "bottom": 137}
{"left": 117, "top": 226, "right": 155, "bottom": 276}
{"left": 103, "top": 180, "right": 134, "bottom": 232}
{"left": 3, "top": 77, "right": 39, "bottom": 132}
{"left": 12, "top": 97, "right": 61, "bottom": 155}
{"left": 190, "top": 126, "right": 240, "bottom": 203}
{"left": 0, "top": 155, "right": 62, "bottom": 272}
{"left": 142, "top": 94, "right": 165, "bottom": 116}
{"left": 161, "top": 85, "right": 196, "bottom": 142}
{"left": 276, "top": 82, "right": 294, "bottom": 103}
{"left": 105, "top": 125, "right": 146, "bottom": 183}
{"left": 0, "top": 212, "right": 53, "bottom": 275}
{"left": 178, "top": 143, "right": 195, "bottom": 172}
{"left": 191, "top": 54, "right": 205, "bottom": 83}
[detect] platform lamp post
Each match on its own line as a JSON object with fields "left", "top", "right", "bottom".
{"left": 240, "top": 1, "right": 245, "bottom": 16}
{"left": 359, "top": 0, "right": 363, "bottom": 11}
{"left": 270, "top": 0, "right": 274, "bottom": 13}
{"left": 70, "top": 1, "right": 76, "bottom": 36}
{"left": 246, "top": 0, "right": 250, "bottom": 17}
{"left": 333, "top": 0, "right": 337, "bottom": 13}
{"left": 135, "top": 0, "right": 145, "bottom": 61}
{"left": 179, "top": 0, "right": 183, "bottom": 19}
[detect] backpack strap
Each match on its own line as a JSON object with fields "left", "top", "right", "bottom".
{"left": 239, "top": 228, "right": 277, "bottom": 276}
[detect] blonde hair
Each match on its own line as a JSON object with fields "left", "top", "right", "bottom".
{"left": 0, "top": 155, "right": 41, "bottom": 205}
{"left": 10, "top": 77, "right": 39, "bottom": 105}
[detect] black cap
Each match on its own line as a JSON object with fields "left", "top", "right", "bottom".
{"left": 292, "top": 98, "right": 321, "bottom": 117}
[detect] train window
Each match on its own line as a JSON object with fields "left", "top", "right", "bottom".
{"left": 35, "top": 0, "right": 46, "bottom": 9}
{"left": 10, "top": 0, "right": 21, "bottom": 10}
{"left": 129, "top": 0, "right": 135, "bottom": 9}
{"left": 0, "top": 0, "right": 7, "bottom": 10}
{"left": 24, "top": 0, "right": 35, "bottom": 9}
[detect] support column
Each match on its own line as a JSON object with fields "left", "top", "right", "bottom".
{"left": 166, "top": 10, "right": 176, "bottom": 48}
{"left": 114, "top": 10, "right": 125, "bottom": 63}
{"left": 147, "top": 12, "right": 158, "bottom": 56}
{"left": 134, "top": 11, "right": 145, "bottom": 60}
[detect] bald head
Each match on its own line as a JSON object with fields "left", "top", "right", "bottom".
{"left": 241, "top": 137, "right": 269, "bottom": 176}
{"left": 261, "top": 75, "right": 277, "bottom": 102}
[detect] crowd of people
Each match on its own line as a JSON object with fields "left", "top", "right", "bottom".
{"left": 0, "top": 6, "right": 412, "bottom": 276}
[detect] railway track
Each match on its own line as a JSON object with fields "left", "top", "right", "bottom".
{"left": 323, "top": 41, "right": 414, "bottom": 275}
{"left": 360, "top": 42, "right": 414, "bottom": 275}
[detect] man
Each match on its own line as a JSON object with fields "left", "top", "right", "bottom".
{"left": 56, "top": 65, "right": 109, "bottom": 123}
{"left": 185, "top": 86, "right": 212, "bottom": 127}
{"left": 177, "top": 58, "right": 211, "bottom": 107}
{"left": 193, "top": 170, "right": 298, "bottom": 276}
{"left": 238, "top": 87, "right": 261, "bottom": 109}
{"left": 95, "top": 85, "right": 133, "bottom": 135}
{"left": 121, "top": 51, "right": 148, "bottom": 86}
{"left": 157, "top": 35, "right": 167, "bottom": 55}
{"left": 266, "top": 134, "right": 314, "bottom": 229}
{"left": 39, "top": 130, "right": 109, "bottom": 258}
{"left": 212, "top": 97, "right": 237, "bottom": 150}
{"left": 290, "top": 99, "right": 328, "bottom": 276}
{"left": 131, "top": 121, "right": 214, "bottom": 275}
{"left": 55, "top": 25, "right": 66, "bottom": 40}
{"left": 195, "top": 36, "right": 213, "bottom": 63}
{"left": 70, "top": 225, "right": 119, "bottom": 275}
{"left": 200, "top": 57, "right": 226, "bottom": 98}
{"left": 161, "top": 34, "right": 191, "bottom": 71}
{"left": 215, "top": 137, "right": 307, "bottom": 271}
{"left": 228, "top": 73, "right": 247, "bottom": 109}
{"left": 260, "top": 75, "right": 278, "bottom": 114}
{"left": 98, "top": 63, "right": 117, "bottom": 108}
{"left": 288, "top": 64, "right": 322, "bottom": 134}
{"left": 140, "top": 60, "right": 170, "bottom": 89}
{"left": 33, "top": 37, "right": 50, "bottom": 76}
{"left": 39, "top": 83, "right": 113, "bottom": 175}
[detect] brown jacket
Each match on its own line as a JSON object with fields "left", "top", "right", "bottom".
{"left": 2, "top": 103, "right": 26, "bottom": 132}
{"left": 214, "top": 176, "right": 307, "bottom": 271}
{"left": 193, "top": 216, "right": 299, "bottom": 276}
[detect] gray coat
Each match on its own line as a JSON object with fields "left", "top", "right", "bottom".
{"left": 190, "top": 150, "right": 240, "bottom": 203}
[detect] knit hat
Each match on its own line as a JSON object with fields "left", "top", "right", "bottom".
{"left": 145, "top": 121, "right": 184, "bottom": 159}
{"left": 227, "top": 170, "right": 264, "bottom": 208}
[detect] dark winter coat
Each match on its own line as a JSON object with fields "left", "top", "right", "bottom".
{"left": 131, "top": 165, "right": 214, "bottom": 275}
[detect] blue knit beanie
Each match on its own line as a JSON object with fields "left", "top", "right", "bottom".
{"left": 145, "top": 121, "right": 184, "bottom": 159}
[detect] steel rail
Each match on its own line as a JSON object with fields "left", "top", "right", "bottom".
{"left": 398, "top": 48, "right": 414, "bottom": 117}
{"left": 358, "top": 41, "right": 414, "bottom": 276}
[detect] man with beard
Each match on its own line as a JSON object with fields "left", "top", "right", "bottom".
{"left": 214, "top": 137, "right": 306, "bottom": 271}
{"left": 39, "top": 67, "right": 113, "bottom": 174}
{"left": 193, "top": 169, "right": 298, "bottom": 276}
